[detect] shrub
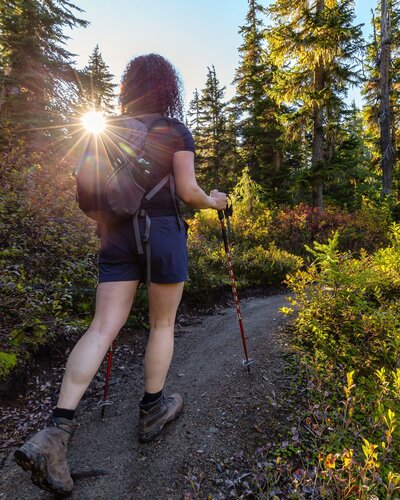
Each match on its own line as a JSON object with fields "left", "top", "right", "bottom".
{"left": 270, "top": 199, "right": 392, "bottom": 257}
{"left": 0, "top": 145, "right": 98, "bottom": 376}
{"left": 281, "top": 223, "right": 400, "bottom": 497}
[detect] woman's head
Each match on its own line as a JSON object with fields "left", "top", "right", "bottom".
{"left": 120, "top": 53, "right": 183, "bottom": 119}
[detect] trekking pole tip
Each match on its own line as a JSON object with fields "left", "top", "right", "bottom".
{"left": 242, "top": 358, "right": 255, "bottom": 373}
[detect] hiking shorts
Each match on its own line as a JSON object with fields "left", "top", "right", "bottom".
{"left": 98, "top": 215, "right": 188, "bottom": 284}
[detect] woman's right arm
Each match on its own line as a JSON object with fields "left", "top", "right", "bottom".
{"left": 173, "top": 151, "right": 227, "bottom": 210}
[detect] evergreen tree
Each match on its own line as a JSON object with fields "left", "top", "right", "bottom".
{"left": 186, "top": 88, "right": 201, "bottom": 135}
{"left": 0, "top": 0, "right": 88, "bottom": 138}
{"left": 324, "top": 102, "right": 372, "bottom": 208}
{"left": 266, "top": 0, "right": 363, "bottom": 210}
{"left": 79, "top": 45, "right": 116, "bottom": 115}
{"left": 188, "top": 66, "right": 234, "bottom": 192}
{"left": 363, "top": 0, "right": 400, "bottom": 197}
{"left": 233, "top": 0, "right": 284, "bottom": 203}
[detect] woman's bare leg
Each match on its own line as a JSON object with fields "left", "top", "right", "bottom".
{"left": 144, "top": 282, "right": 184, "bottom": 393}
{"left": 57, "top": 280, "right": 139, "bottom": 409}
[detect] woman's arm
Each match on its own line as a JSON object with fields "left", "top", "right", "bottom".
{"left": 173, "top": 151, "right": 227, "bottom": 210}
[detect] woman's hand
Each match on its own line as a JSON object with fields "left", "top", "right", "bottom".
{"left": 209, "top": 190, "right": 227, "bottom": 210}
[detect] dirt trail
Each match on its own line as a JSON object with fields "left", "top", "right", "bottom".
{"left": 0, "top": 294, "right": 295, "bottom": 500}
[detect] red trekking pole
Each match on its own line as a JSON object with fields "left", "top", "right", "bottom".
{"left": 100, "top": 341, "right": 115, "bottom": 417}
{"left": 218, "top": 201, "right": 255, "bottom": 373}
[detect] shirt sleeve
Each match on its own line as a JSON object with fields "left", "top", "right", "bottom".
{"left": 173, "top": 120, "right": 196, "bottom": 154}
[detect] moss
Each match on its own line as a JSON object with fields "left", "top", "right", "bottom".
{"left": 0, "top": 351, "right": 17, "bottom": 379}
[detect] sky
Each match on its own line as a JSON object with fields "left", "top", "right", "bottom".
{"left": 65, "top": 0, "right": 377, "bottom": 112}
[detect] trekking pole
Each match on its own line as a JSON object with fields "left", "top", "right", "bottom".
{"left": 218, "top": 201, "right": 255, "bottom": 373}
{"left": 100, "top": 341, "right": 115, "bottom": 417}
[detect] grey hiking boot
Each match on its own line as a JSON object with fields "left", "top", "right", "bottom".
{"left": 14, "top": 417, "right": 77, "bottom": 496}
{"left": 139, "top": 393, "right": 183, "bottom": 443}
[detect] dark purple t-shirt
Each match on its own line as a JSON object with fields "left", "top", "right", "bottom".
{"left": 140, "top": 116, "right": 195, "bottom": 216}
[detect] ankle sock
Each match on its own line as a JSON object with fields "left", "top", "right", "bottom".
{"left": 53, "top": 407, "right": 76, "bottom": 421}
{"left": 141, "top": 390, "right": 163, "bottom": 407}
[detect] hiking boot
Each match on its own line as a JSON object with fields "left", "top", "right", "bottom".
{"left": 14, "top": 417, "right": 77, "bottom": 496}
{"left": 139, "top": 393, "right": 183, "bottom": 443}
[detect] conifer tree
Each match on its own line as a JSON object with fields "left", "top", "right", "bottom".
{"left": 233, "top": 0, "right": 284, "bottom": 202}
{"left": 0, "top": 0, "right": 88, "bottom": 137}
{"left": 186, "top": 88, "right": 203, "bottom": 161}
{"left": 188, "top": 66, "right": 234, "bottom": 191}
{"left": 79, "top": 45, "right": 117, "bottom": 115}
{"left": 363, "top": 0, "right": 399, "bottom": 197}
{"left": 186, "top": 88, "right": 201, "bottom": 135}
{"left": 266, "top": 0, "right": 363, "bottom": 210}
{"left": 324, "top": 102, "right": 372, "bottom": 208}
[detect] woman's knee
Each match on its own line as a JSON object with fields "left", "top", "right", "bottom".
{"left": 149, "top": 317, "right": 175, "bottom": 330}
{"left": 85, "top": 322, "right": 121, "bottom": 343}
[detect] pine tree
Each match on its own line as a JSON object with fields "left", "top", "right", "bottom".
{"left": 78, "top": 45, "right": 117, "bottom": 115}
{"left": 233, "top": 0, "right": 284, "bottom": 203}
{"left": 324, "top": 102, "right": 372, "bottom": 208}
{"left": 188, "top": 66, "right": 234, "bottom": 192}
{"left": 186, "top": 88, "right": 201, "bottom": 135}
{"left": 0, "top": 0, "right": 88, "bottom": 137}
{"left": 266, "top": 0, "right": 363, "bottom": 210}
{"left": 363, "top": 0, "right": 400, "bottom": 197}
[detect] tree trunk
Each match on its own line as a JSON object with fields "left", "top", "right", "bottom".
{"left": 380, "top": 0, "right": 395, "bottom": 196}
{"left": 311, "top": 0, "right": 325, "bottom": 212}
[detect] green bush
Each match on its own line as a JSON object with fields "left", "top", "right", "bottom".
{"left": 185, "top": 170, "right": 303, "bottom": 299}
{"left": 282, "top": 223, "right": 400, "bottom": 497}
{"left": 0, "top": 145, "right": 98, "bottom": 375}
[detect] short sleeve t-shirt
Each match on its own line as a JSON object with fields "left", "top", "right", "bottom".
{"left": 140, "top": 116, "right": 195, "bottom": 216}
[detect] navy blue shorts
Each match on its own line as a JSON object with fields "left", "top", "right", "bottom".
{"left": 98, "top": 216, "right": 188, "bottom": 284}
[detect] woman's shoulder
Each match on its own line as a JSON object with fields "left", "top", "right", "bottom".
{"left": 163, "top": 118, "right": 195, "bottom": 153}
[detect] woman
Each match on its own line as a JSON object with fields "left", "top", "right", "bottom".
{"left": 14, "top": 53, "right": 227, "bottom": 496}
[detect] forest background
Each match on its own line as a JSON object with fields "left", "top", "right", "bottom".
{"left": 1, "top": 0, "right": 400, "bottom": 497}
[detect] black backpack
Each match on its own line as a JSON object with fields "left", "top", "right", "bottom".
{"left": 75, "top": 115, "right": 173, "bottom": 221}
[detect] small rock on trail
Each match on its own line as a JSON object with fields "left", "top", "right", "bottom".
{"left": 0, "top": 294, "right": 295, "bottom": 500}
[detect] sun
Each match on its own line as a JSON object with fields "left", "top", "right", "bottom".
{"left": 81, "top": 111, "right": 106, "bottom": 134}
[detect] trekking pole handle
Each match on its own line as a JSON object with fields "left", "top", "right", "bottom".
{"left": 217, "top": 195, "right": 232, "bottom": 221}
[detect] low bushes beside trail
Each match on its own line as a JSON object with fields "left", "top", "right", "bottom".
{"left": 277, "top": 223, "right": 400, "bottom": 498}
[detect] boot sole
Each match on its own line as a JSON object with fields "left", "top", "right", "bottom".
{"left": 14, "top": 444, "right": 72, "bottom": 496}
{"left": 139, "top": 407, "right": 183, "bottom": 443}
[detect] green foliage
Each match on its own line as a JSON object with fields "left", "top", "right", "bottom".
{"left": 266, "top": 0, "right": 364, "bottom": 208}
{"left": 282, "top": 222, "right": 400, "bottom": 496}
{"left": 187, "top": 66, "right": 236, "bottom": 192}
{"left": 77, "top": 45, "right": 117, "bottom": 115}
{"left": 0, "top": 352, "right": 17, "bottom": 379}
{"left": 232, "top": 0, "right": 285, "bottom": 201}
{"left": 185, "top": 169, "right": 303, "bottom": 299}
{"left": 270, "top": 197, "right": 393, "bottom": 257}
{"left": 0, "top": 0, "right": 88, "bottom": 137}
{"left": 362, "top": 0, "right": 400, "bottom": 196}
{"left": 0, "top": 144, "right": 98, "bottom": 375}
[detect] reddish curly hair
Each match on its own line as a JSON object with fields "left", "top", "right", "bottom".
{"left": 120, "top": 53, "right": 183, "bottom": 120}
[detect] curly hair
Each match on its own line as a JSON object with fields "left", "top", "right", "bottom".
{"left": 120, "top": 54, "right": 184, "bottom": 120}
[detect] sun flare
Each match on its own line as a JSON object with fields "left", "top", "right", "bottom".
{"left": 81, "top": 111, "right": 106, "bottom": 134}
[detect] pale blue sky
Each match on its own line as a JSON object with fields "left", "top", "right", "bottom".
{"left": 66, "top": 1, "right": 377, "bottom": 112}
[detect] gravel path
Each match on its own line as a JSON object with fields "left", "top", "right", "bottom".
{"left": 0, "top": 293, "right": 295, "bottom": 500}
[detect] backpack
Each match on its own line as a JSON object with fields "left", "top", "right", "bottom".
{"left": 75, "top": 115, "right": 173, "bottom": 221}
{"left": 75, "top": 115, "right": 182, "bottom": 283}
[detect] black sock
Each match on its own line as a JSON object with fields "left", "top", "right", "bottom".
{"left": 53, "top": 407, "right": 76, "bottom": 421}
{"left": 141, "top": 390, "right": 163, "bottom": 406}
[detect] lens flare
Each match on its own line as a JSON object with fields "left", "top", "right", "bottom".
{"left": 82, "top": 111, "right": 106, "bottom": 134}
